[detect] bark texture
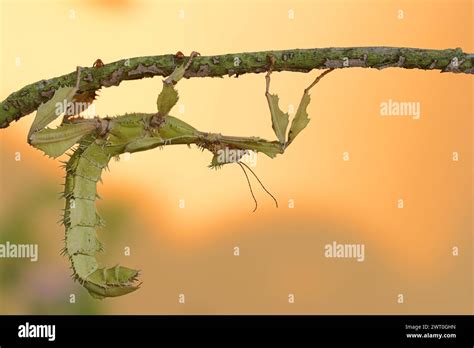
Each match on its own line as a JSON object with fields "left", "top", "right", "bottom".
{"left": 1, "top": 47, "right": 473, "bottom": 128}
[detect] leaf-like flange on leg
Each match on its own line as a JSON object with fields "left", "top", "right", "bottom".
{"left": 29, "top": 86, "right": 79, "bottom": 137}
{"left": 153, "top": 68, "right": 182, "bottom": 126}
{"left": 154, "top": 52, "right": 201, "bottom": 122}
{"left": 286, "top": 69, "right": 334, "bottom": 147}
{"left": 203, "top": 133, "right": 284, "bottom": 168}
{"left": 29, "top": 122, "right": 97, "bottom": 158}
{"left": 264, "top": 57, "right": 289, "bottom": 145}
{"left": 286, "top": 92, "right": 311, "bottom": 147}
{"left": 266, "top": 93, "right": 289, "bottom": 145}
{"left": 156, "top": 83, "right": 179, "bottom": 117}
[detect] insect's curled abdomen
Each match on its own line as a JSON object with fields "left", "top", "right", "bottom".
{"left": 62, "top": 135, "right": 140, "bottom": 299}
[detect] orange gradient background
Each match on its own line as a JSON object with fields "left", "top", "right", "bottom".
{"left": 0, "top": 0, "right": 472, "bottom": 314}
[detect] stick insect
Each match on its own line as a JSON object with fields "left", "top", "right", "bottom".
{"left": 26, "top": 52, "right": 333, "bottom": 298}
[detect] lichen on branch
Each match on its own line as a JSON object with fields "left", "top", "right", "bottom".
{"left": 1, "top": 46, "right": 473, "bottom": 129}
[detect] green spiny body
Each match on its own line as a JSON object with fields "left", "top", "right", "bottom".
{"left": 63, "top": 133, "right": 139, "bottom": 299}
{"left": 61, "top": 113, "right": 199, "bottom": 298}
{"left": 26, "top": 56, "right": 323, "bottom": 298}
{"left": 61, "top": 113, "right": 282, "bottom": 298}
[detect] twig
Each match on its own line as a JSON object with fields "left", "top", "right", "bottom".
{"left": 1, "top": 46, "right": 473, "bottom": 128}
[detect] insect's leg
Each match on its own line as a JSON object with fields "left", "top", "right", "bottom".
{"left": 28, "top": 119, "right": 98, "bottom": 158}
{"left": 265, "top": 54, "right": 276, "bottom": 96}
{"left": 63, "top": 61, "right": 104, "bottom": 126}
{"left": 286, "top": 68, "right": 334, "bottom": 147}
{"left": 164, "top": 51, "right": 200, "bottom": 85}
{"left": 124, "top": 136, "right": 166, "bottom": 153}
{"left": 264, "top": 54, "right": 289, "bottom": 145}
{"left": 151, "top": 51, "right": 201, "bottom": 126}
{"left": 60, "top": 66, "right": 84, "bottom": 125}
{"left": 303, "top": 68, "right": 334, "bottom": 94}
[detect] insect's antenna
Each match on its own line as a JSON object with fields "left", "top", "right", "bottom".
{"left": 237, "top": 162, "right": 258, "bottom": 212}
{"left": 240, "top": 162, "right": 278, "bottom": 208}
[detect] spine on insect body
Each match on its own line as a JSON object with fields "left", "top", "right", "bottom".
{"left": 62, "top": 134, "right": 140, "bottom": 299}
{"left": 58, "top": 112, "right": 282, "bottom": 299}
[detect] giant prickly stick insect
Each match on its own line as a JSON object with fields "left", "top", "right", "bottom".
{"left": 26, "top": 52, "right": 333, "bottom": 299}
